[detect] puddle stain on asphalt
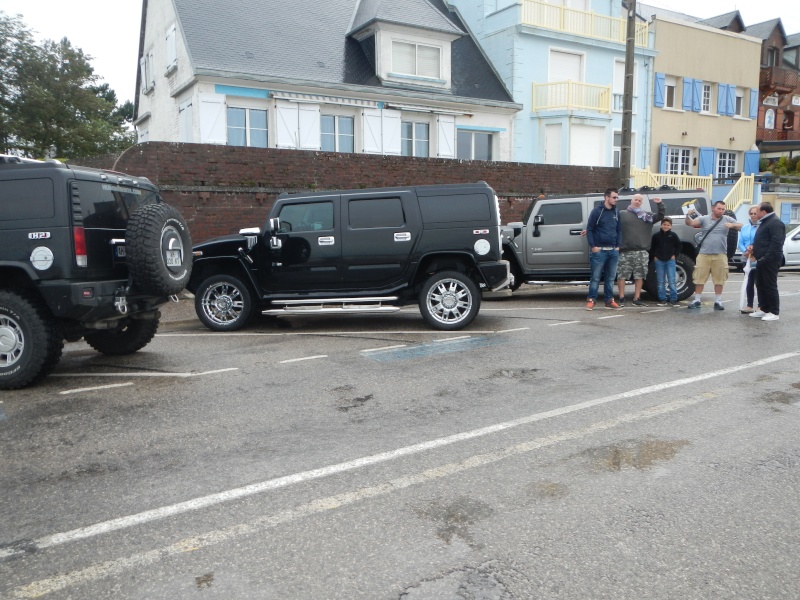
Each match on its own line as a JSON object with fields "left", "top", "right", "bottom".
{"left": 485, "top": 368, "right": 540, "bottom": 381}
{"left": 415, "top": 497, "right": 494, "bottom": 548}
{"left": 760, "top": 390, "right": 797, "bottom": 405}
{"left": 337, "top": 394, "right": 373, "bottom": 412}
{"left": 399, "top": 561, "right": 513, "bottom": 599}
{"left": 363, "top": 337, "right": 501, "bottom": 362}
{"left": 529, "top": 481, "right": 570, "bottom": 500}
{"left": 195, "top": 572, "right": 214, "bottom": 589}
{"left": 579, "top": 438, "right": 690, "bottom": 472}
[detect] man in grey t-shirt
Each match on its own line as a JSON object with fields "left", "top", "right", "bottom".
{"left": 684, "top": 200, "right": 742, "bottom": 310}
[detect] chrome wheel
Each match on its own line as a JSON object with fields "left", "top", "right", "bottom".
{"left": 195, "top": 275, "right": 254, "bottom": 331}
{"left": 419, "top": 271, "right": 480, "bottom": 330}
{"left": 0, "top": 314, "right": 24, "bottom": 368}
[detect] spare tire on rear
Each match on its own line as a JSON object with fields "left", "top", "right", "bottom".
{"left": 126, "top": 203, "right": 192, "bottom": 296}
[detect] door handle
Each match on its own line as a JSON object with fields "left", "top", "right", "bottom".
{"left": 394, "top": 232, "right": 411, "bottom": 242}
{"left": 569, "top": 229, "right": 584, "bottom": 235}
{"left": 318, "top": 236, "right": 335, "bottom": 246}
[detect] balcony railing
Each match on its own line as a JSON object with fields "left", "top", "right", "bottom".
{"left": 522, "top": 0, "right": 649, "bottom": 46}
{"left": 759, "top": 66, "right": 799, "bottom": 91}
{"left": 532, "top": 81, "right": 611, "bottom": 113}
{"left": 757, "top": 127, "right": 800, "bottom": 142}
{"left": 631, "top": 168, "right": 713, "bottom": 194}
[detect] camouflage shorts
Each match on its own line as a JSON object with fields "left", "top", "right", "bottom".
{"left": 616, "top": 250, "right": 649, "bottom": 280}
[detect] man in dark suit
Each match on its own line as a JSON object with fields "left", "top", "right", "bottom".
{"left": 748, "top": 202, "right": 785, "bottom": 321}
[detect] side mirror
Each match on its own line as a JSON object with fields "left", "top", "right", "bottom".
{"left": 239, "top": 227, "right": 261, "bottom": 250}
{"left": 268, "top": 217, "right": 281, "bottom": 235}
{"left": 532, "top": 214, "right": 544, "bottom": 237}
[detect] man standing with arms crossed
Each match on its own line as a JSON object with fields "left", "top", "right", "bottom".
{"left": 748, "top": 202, "right": 785, "bottom": 321}
{"left": 684, "top": 200, "right": 742, "bottom": 310}
{"left": 616, "top": 194, "right": 665, "bottom": 306}
{"left": 585, "top": 188, "right": 622, "bottom": 310}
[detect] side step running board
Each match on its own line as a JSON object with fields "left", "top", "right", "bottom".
{"left": 263, "top": 296, "right": 401, "bottom": 316}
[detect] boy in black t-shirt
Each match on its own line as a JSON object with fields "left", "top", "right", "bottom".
{"left": 651, "top": 217, "right": 682, "bottom": 306}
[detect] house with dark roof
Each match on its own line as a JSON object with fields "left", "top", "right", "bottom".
{"left": 134, "top": 0, "right": 520, "bottom": 161}
{"left": 449, "top": 0, "right": 656, "bottom": 167}
{"left": 696, "top": 11, "right": 745, "bottom": 33}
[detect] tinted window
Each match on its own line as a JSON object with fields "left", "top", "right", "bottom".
{"left": 658, "top": 195, "right": 707, "bottom": 216}
{"left": 278, "top": 202, "right": 334, "bottom": 233}
{"left": 419, "top": 193, "right": 490, "bottom": 223}
{"left": 0, "top": 178, "right": 55, "bottom": 221}
{"left": 77, "top": 181, "right": 159, "bottom": 228}
{"left": 538, "top": 202, "right": 582, "bottom": 225}
{"left": 349, "top": 198, "right": 404, "bottom": 229}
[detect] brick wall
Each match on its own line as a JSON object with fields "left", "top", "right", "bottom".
{"left": 75, "top": 142, "right": 619, "bottom": 243}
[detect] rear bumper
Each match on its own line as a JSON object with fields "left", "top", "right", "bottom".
{"left": 37, "top": 280, "right": 168, "bottom": 323}
{"left": 477, "top": 260, "right": 511, "bottom": 291}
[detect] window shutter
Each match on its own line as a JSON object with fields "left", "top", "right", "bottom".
{"left": 659, "top": 143, "right": 668, "bottom": 173}
{"left": 692, "top": 79, "right": 702, "bottom": 112}
{"left": 165, "top": 24, "right": 177, "bottom": 71}
{"left": 717, "top": 83, "right": 727, "bottom": 115}
{"left": 417, "top": 46, "right": 440, "bottom": 79}
{"left": 725, "top": 85, "right": 735, "bottom": 116}
{"left": 780, "top": 202, "right": 791, "bottom": 223}
{"left": 179, "top": 100, "right": 192, "bottom": 143}
{"left": 743, "top": 150, "right": 760, "bottom": 175}
{"left": 382, "top": 109, "right": 401, "bottom": 156}
{"left": 698, "top": 147, "right": 715, "bottom": 176}
{"left": 682, "top": 77, "right": 693, "bottom": 111}
{"left": 275, "top": 101, "right": 299, "bottom": 148}
{"left": 362, "top": 108, "right": 382, "bottom": 154}
{"left": 749, "top": 89, "right": 758, "bottom": 119}
{"left": 436, "top": 115, "right": 456, "bottom": 159}
{"left": 199, "top": 93, "right": 226, "bottom": 144}
{"left": 392, "top": 42, "right": 415, "bottom": 75}
{"left": 654, "top": 72, "right": 665, "bottom": 108}
{"left": 298, "top": 104, "right": 321, "bottom": 150}
{"left": 139, "top": 56, "right": 148, "bottom": 93}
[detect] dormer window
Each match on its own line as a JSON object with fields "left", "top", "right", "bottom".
{"left": 392, "top": 41, "right": 441, "bottom": 79}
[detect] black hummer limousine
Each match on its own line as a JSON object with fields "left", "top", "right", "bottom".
{"left": 0, "top": 156, "right": 192, "bottom": 389}
{"left": 188, "top": 182, "right": 510, "bottom": 331}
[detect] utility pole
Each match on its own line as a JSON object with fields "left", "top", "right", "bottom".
{"left": 620, "top": 0, "right": 636, "bottom": 188}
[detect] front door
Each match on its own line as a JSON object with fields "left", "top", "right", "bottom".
{"left": 522, "top": 198, "right": 588, "bottom": 274}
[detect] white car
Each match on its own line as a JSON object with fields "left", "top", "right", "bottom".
{"left": 785, "top": 224, "right": 800, "bottom": 267}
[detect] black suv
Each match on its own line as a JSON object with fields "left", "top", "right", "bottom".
{"left": 0, "top": 156, "right": 192, "bottom": 389}
{"left": 187, "top": 182, "right": 510, "bottom": 331}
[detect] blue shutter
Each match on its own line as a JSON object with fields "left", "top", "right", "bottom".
{"left": 698, "top": 147, "right": 716, "bottom": 176}
{"left": 726, "top": 84, "right": 736, "bottom": 116}
{"left": 692, "top": 79, "right": 703, "bottom": 112}
{"left": 717, "top": 83, "right": 727, "bottom": 115}
{"left": 749, "top": 89, "right": 758, "bottom": 119}
{"left": 659, "top": 143, "right": 668, "bottom": 173}
{"left": 743, "top": 150, "right": 760, "bottom": 175}
{"left": 682, "top": 77, "right": 693, "bottom": 111}
{"left": 654, "top": 72, "right": 665, "bottom": 108}
{"left": 780, "top": 202, "right": 792, "bottom": 224}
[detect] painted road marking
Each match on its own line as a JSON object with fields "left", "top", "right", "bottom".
{"left": 60, "top": 383, "right": 134, "bottom": 395}
{"left": 363, "top": 337, "right": 500, "bottom": 362}
{"left": 433, "top": 335, "right": 471, "bottom": 343}
{"left": 360, "top": 345, "right": 408, "bottom": 354}
{"left": 495, "top": 327, "right": 530, "bottom": 333}
{"left": 549, "top": 321, "right": 580, "bottom": 327}
{"left": 0, "top": 392, "right": 727, "bottom": 598}
{"left": 3, "top": 351, "right": 796, "bottom": 565}
{"left": 50, "top": 368, "right": 238, "bottom": 378}
{"left": 598, "top": 314, "right": 624, "bottom": 320}
{"left": 279, "top": 355, "right": 328, "bottom": 364}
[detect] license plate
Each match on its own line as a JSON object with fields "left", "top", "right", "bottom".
{"left": 115, "top": 246, "right": 126, "bottom": 258}
{"left": 166, "top": 250, "right": 182, "bottom": 267}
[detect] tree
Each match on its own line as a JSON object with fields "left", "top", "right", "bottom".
{"left": 1, "top": 12, "right": 134, "bottom": 158}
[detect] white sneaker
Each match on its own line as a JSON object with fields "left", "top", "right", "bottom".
{"left": 761, "top": 313, "right": 780, "bottom": 321}
{"left": 749, "top": 311, "right": 766, "bottom": 318}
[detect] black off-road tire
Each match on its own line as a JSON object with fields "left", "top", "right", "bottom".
{"left": 0, "top": 290, "right": 63, "bottom": 390}
{"left": 84, "top": 317, "right": 160, "bottom": 355}
{"left": 195, "top": 274, "right": 254, "bottom": 332}
{"left": 418, "top": 271, "right": 481, "bottom": 330}
{"left": 644, "top": 253, "right": 695, "bottom": 302}
{"left": 126, "top": 203, "right": 192, "bottom": 296}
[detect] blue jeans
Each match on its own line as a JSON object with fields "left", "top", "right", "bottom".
{"left": 588, "top": 249, "right": 619, "bottom": 302}
{"left": 655, "top": 258, "right": 677, "bottom": 302}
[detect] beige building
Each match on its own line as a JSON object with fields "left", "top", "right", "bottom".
{"left": 649, "top": 17, "right": 762, "bottom": 178}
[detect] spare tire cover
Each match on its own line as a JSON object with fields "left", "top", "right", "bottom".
{"left": 126, "top": 203, "right": 192, "bottom": 296}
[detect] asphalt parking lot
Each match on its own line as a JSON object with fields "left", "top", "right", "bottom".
{"left": 2, "top": 269, "right": 799, "bottom": 599}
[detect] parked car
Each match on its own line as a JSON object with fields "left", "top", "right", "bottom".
{"left": 187, "top": 182, "right": 510, "bottom": 331}
{"left": 784, "top": 224, "right": 800, "bottom": 266}
{"left": 0, "top": 156, "right": 192, "bottom": 389}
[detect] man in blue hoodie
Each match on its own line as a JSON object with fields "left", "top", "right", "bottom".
{"left": 585, "top": 188, "right": 622, "bottom": 310}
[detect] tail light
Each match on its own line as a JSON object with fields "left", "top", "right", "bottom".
{"left": 73, "top": 226, "right": 87, "bottom": 267}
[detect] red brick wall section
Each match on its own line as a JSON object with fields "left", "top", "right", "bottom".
{"left": 75, "top": 142, "right": 619, "bottom": 243}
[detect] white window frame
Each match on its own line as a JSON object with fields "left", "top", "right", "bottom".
{"left": 735, "top": 88, "right": 745, "bottom": 117}
{"left": 702, "top": 83, "right": 712, "bottom": 113}
{"left": 457, "top": 130, "right": 493, "bottom": 161}
{"left": 664, "top": 75, "right": 677, "bottom": 109}
{"left": 612, "top": 59, "right": 637, "bottom": 113}
{"left": 139, "top": 49, "right": 155, "bottom": 94}
{"left": 717, "top": 151, "right": 736, "bottom": 179}
{"left": 401, "top": 120, "right": 430, "bottom": 157}
{"left": 227, "top": 107, "right": 268, "bottom": 148}
{"left": 666, "top": 147, "right": 691, "bottom": 175}
{"left": 613, "top": 130, "right": 636, "bottom": 168}
{"left": 320, "top": 114, "right": 354, "bottom": 153}
{"left": 392, "top": 41, "right": 441, "bottom": 80}
{"left": 165, "top": 24, "right": 177, "bottom": 74}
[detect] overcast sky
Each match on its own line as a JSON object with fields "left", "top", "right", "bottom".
{"left": 1, "top": 0, "right": 798, "bottom": 108}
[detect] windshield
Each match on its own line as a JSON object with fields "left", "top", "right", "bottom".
{"left": 76, "top": 181, "right": 162, "bottom": 229}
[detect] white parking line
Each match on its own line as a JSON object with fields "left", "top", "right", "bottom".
{"left": 51, "top": 368, "right": 238, "bottom": 378}
{"left": 433, "top": 336, "right": 471, "bottom": 343}
{"left": 360, "top": 345, "right": 408, "bottom": 353}
{"left": 3, "top": 351, "right": 794, "bottom": 564}
{"left": 642, "top": 309, "right": 667, "bottom": 314}
{"left": 598, "top": 314, "right": 624, "bottom": 319}
{"left": 495, "top": 327, "right": 530, "bottom": 333}
{"left": 278, "top": 355, "right": 328, "bottom": 364}
{"left": 549, "top": 321, "right": 580, "bottom": 326}
{"left": 59, "top": 383, "right": 134, "bottom": 395}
